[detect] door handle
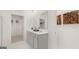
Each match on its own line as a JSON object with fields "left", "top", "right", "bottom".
{"left": 55, "top": 32, "right": 56, "bottom": 34}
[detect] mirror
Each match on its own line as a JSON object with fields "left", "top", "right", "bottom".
{"left": 39, "top": 11, "right": 48, "bottom": 29}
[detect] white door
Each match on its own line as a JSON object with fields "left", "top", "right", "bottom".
{"left": 11, "top": 15, "right": 24, "bottom": 43}
{"left": 0, "top": 16, "right": 2, "bottom": 46}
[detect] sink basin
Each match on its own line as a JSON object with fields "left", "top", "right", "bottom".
{"left": 33, "top": 29, "right": 39, "bottom": 32}
{"left": 27, "top": 29, "right": 48, "bottom": 35}
{"left": 33, "top": 30, "right": 43, "bottom": 33}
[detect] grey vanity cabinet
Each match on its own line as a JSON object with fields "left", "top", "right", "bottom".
{"left": 27, "top": 31, "right": 48, "bottom": 49}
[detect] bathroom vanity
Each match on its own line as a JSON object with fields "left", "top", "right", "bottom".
{"left": 27, "top": 29, "right": 48, "bottom": 49}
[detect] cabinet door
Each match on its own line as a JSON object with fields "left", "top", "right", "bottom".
{"left": 27, "top": 31, "right": 35, "bottom": 48}
{"left": 38, "top": 34, "right": 48, "bottom": 49}
{"left": 33, "top": 34, "right": 37, "bottom": 49}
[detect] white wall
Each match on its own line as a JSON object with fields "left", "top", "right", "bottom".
{"left": 57, "top": 28, "right": 79, "bottom": 49}
{"left": 25, "top": 11, "right": 39, "bottom": 29}
{"left": 57, "top": 10, "right": 79, "bottom": 49}
{"left": 0, "top": 11, "right": 11, "bottom": 46}
{"left": 48, "top": 10, "right": 57, "bottom": 49}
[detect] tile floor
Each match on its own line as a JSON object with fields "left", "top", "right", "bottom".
{"left": 7, "top": 41, "right": 32, "bottom": 49}
{"left": 11, "top": 35, "right": 23, "bottom": 43}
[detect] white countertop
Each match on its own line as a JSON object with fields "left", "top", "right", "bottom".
{"left": 27, "top": 29, "right": 48, "bottom": 35}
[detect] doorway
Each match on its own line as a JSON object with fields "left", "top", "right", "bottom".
{"left": 11, "top": 15, "right": 24, "bottom": 43}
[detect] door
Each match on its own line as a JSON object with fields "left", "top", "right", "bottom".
{"left": 0, "top": 16, "right": 2, "bottom": 46}
{"left": 11, "top": 15, "right": 24, "bottom": 43}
